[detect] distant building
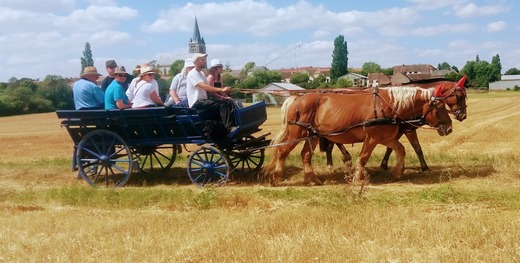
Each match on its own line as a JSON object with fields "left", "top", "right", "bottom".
{"left": 253, "top": 82, "right": 305, "bottom": 105}
{"left": 489, "top": 75, "right": 520, "bottom": 90}
{"left": 277, "top": 67, "right": 330, "bottom": 83}
{"left": 391, "top": 64, "right": 438, "bottom": 85}
{"left": 157, "top": 17, "right": 206, "bottom": 76}
{"left": 367, "top": 73, "right": 391, "bottom": 87}
{"left": 189, "top": 17, "right": 206, "bottom": 54}
{"left": 339, "top": 73, "right": 367, "bottom": 87}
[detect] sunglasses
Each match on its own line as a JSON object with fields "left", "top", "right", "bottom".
{"left": 115, "top": 74, "right": 127, "bottom": 77}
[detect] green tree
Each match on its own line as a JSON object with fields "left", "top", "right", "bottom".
{"left": 330, "top": 35, "right": 348, "bottom": 80}
{"left": 360, "top": 62, "right": 382, "bottom": 76}
{"left": 38, "top": 77, "right": 74, "bottom": 109}
{"left": 290, "top": 72, "right": 309, "bottom": 85}
{"left": 80, "top": 42, "right": 94, "bottom": 75}
{"left": 504, "top": 67, "right": 520, "bottom": 75}
{"left": 239, "top": 62, "right": 256, "bottom": 80}
{"left": 237, "top": 70, "right": 282, "bottom": 89}
{"left": 437, "top": 62, "right": 451, "bottom": 70}
{"left": 168, "top": 59, "right": 185, "bottom": 76}
{"left": 491, "top": 54, "right": 502, "bottom": 81}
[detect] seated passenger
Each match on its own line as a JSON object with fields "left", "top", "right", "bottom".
{"left": 187, "top": 53, "right": 236, "bottom": 132}
{"left": 105, "top": 66, "right": 132, "bottom": 110}
{"left": 72, "top": 66, "right": 104, "bottom": 110}
{"left": 126, "top": 66, "right": 164, "bottom": 108}
{"left": 165, "top": 58, "right": 194, "bottom": 108}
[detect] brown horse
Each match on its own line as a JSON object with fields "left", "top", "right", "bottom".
{"left": 263, "top": 85, "right": 452, "bottom": 186}
{"left": 321, "top": 76, "right": 467, "bottom": 172}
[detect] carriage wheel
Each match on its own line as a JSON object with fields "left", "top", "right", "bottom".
{"left": 76, "top": 130, "right": 132, "bottom": 188}
{"left": 187, "top": 145, "right": 230, "bottom": 187}
{"left": 132, "top": 144, "right": 177, "bottom": 173}
{"left": 227, "top": 136, "right": 265, "bottom": 172}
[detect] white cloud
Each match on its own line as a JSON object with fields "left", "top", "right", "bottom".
{"left": 485, "top": 21, "right": 506, "bottom": 32}
{"left": 453, "top": 3, "right": 509, "bottom": 18}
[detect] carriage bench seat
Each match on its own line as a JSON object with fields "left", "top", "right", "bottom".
{"left": 56, "top": 109, "right": 111, "bottom": 127}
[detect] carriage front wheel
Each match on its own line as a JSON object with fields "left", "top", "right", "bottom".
{"left": 187, "top": 145, "right": 230, "bottom": 187}
{"left": 76, "top": 130, "right": 132, "bottom": 187}
{"left": 227, "top": 135, "right": 265, "bottom": 172}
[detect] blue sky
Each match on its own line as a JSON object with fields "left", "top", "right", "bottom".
{"left": 1, "top": 0, "right": 518, "bottom": 82}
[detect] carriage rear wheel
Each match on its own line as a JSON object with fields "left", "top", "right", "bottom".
{"left": 76, "top": 130, "right": 132, "bottom": 188}
{"left": 227, "top": 135, "right": 265, "bottom": 172}
{"left": 187, "top": 145, "right": 230, "bottom": 187}
{"left": 132, "top": 144, "right": 177, "bottom": 173}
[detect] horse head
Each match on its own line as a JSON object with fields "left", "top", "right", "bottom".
{"left": 423, "top": 84, "right": 453, "bottom": 136}
{"left": 443, "top": 75, "right": 467, "bottom": 122}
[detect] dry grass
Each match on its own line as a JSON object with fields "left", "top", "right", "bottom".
{"left": 1, "top": 91, "right": 520, "bottom": 262}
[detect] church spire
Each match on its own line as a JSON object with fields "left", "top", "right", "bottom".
{"left": 188, "top": 16, "right": 206, "bottom": 54}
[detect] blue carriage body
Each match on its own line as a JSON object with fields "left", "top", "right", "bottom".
{"left": 56, "top": 102, "right": 270, "bottom": 187}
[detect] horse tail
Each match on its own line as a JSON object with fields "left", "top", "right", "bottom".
{"left": 263, "top": 95, "right": 298, "bottom": 174}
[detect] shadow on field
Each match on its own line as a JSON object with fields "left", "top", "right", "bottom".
{"left": 120, "top": 162, "right": 496, "bottom": 187}
{"left": 364, "top": 163, "right": 496, "bottom": 185}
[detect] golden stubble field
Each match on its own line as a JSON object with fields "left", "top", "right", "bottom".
{"left": 1, "top": 91, "right": 520, "bottom": 262}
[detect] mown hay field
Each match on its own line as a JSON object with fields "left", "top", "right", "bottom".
{"left": 1, "top": 91, "right": 520, "bottom": 262}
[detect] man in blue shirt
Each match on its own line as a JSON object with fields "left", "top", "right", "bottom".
{"left": 105, "top": 66, "right": 133, "bottom": 110}
{"left": 72, "top": 66, "right": 104, "bottom": 110}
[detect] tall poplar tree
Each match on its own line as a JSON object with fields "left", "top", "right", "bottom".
{"left": 330, "top": 35, "right": 348, "bottom": 80}
{"left": 80, "top": 42, "right": 94, "bottom": 75}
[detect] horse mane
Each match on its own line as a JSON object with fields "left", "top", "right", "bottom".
{"left": 385, "top": 86, "right": 434, "bottom": 112}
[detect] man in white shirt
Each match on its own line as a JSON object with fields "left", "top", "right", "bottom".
{"left": 186, "top": 53, "right": 236, "bottom": 132}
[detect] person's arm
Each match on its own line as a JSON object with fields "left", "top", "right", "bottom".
{"left": 207, "top": 74, "right": 215, "bottom": 87}
{"left": 150, "top": 90, "right": 164, "bottom": 106}
{"left": 116, "top": 99, "right": 132, "bottom": 109}
{"left": 196, "top": 81, "right": 231, "bottom": 94}
{"left": 169, "top": 75, "right": 181, "bottom": 103}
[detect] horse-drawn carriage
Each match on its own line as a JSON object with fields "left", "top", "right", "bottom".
{"left": 56, "top": 102, "right": 270, "bottom": 187}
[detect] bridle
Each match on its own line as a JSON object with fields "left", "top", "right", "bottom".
{"left": 420, "top": 95, "right": 451, "bottom": 131}
{"left": 444, "top": 86, "right": 467, "bottom": 120}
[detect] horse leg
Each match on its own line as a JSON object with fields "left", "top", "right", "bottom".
{"left": 336, "top": 143, "right": 352, "bottom": 171}
{"left": 380, "top": 131, "right": 404, "bottom": 170}
{"left": 326, "top": 141, "right": 334, "bottom": 170}
{"left": 381, "top": 139, "right": 406, "bottom": 179}
{"left": 352, "top": 139, "right": 378, "bottom": 184}
{"left": 404, "top": 129, "right": 429, "bottom": 172}
{"left": 301, "top": 138, "right": 322, "bottom": 185}
{"left": 271, "top": 139, "right": 300, "bottom": 186}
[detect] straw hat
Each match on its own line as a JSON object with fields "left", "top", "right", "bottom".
{"left": 81, "top": 66, "right": 102, "bottom": 77}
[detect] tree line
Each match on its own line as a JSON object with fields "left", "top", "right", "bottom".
{"left": 1, "top": 36, "right": 519, "bottom": 117}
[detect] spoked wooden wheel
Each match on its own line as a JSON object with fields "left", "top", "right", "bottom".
{"left": 227, "top": 135, "right": 265, "bottom": 172}
{"left": 76, "top": 130, "right": 132, "bottom": 188}
{"left": 132, "top": 144, "right": 176, "bottom": 173}
{"left": 187, "top": 145, "right": 230, "bottom": 187}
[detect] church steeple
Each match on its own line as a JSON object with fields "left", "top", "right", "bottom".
{"left": 188, "top": 17, "right": 206, "bottom": 54}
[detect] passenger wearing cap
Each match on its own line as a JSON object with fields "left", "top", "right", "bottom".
{"left": 105, "top": 66, "right": 133, "bottom": 110}
{"left": 126, "top": 66, "right": 164, "bottom": 108}
{"left": 186, "top": 53, "right": 236, "bottom": 132}
{"left": 72, "top": 66, "right": 105, "bottom": 110}
{"left": 165, "top": 58, "right": 195, "bottom": 107}
{"left": 101, "top": 59, "right": 134, "bottom": 92}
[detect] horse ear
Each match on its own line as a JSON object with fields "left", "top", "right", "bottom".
{"left": 434, "top": 84, "right": 445, "bottom": 97}
{"left": 456, "top": 75, "right": 467, "bottom": 88}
